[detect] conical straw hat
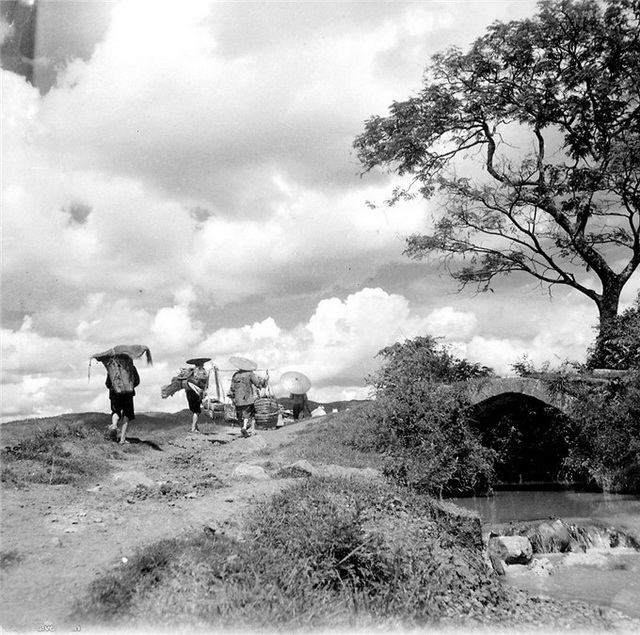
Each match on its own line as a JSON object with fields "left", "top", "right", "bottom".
{"left": 229, "top": 356, "right": 258, "bottom": 371}
{"left": 280, "top": 371, "right": 311, "bottom": 395}
{"left": 186, "top": 357, "right": 211, "bottom": 366}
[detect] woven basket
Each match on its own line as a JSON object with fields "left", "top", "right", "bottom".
{"left": 254, "top": 397, "right": 279, "bottom": 429}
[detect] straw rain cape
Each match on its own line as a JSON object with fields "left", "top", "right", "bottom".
{"left": 88, "top": 344, "right": 153, "bottom": 381}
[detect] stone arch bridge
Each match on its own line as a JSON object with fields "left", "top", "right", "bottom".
{"left": 464, "top": 377, "right": 571, "bottom": 412}
{"left": 462, "top": 371, "right": 626, "bottom": 412}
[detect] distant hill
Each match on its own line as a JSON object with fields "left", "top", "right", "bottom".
{"left": 0, "top": 400, "right": 372, "bottom": 446}
{"left": 276, "top": 398, "right": 371, "bottom": 413}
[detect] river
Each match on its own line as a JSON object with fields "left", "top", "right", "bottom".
{"left": 450, "top": 490, "right": 640, "bottom": 619}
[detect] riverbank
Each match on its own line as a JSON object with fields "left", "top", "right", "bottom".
{"left": 2, "top": 410, "right": 640, "bottom": 633}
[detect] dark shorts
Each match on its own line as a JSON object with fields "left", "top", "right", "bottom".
{"left": 110, "top": 392, "right": 135, "bottom": 420}
{"left": 186, "top": 389, "right": 202, "bottom": 414}
{"left": 235, "top": 404, "right": 255, "bottom": 422}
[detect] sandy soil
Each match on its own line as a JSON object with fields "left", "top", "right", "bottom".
{"left": 0, "top": 416, "right": 305, "bottom": 633}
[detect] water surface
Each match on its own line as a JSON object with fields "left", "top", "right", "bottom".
{"left": 450, "top": 490, "right": 640, "bottom": 619}
{"left": 450, "top": 490, "right": 640, "bottom": 526}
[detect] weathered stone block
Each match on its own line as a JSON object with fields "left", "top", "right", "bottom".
{"left": 488, "top": 535, "right": 533, "bottom": 565}
{"left": 232, "top": 464, "right": 271, "bottom": 480}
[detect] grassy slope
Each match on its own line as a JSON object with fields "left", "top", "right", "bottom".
{"left": 0, "top": 412, "right": 191, "bottom": 487}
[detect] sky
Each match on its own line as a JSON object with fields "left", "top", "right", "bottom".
{"left": 2, "top": 0, "right": 639, "bottom": 424}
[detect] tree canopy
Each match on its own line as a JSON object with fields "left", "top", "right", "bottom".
{"left": 354, "top": 0, "right": 640, "bottom": 346}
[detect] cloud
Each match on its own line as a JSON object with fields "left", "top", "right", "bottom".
{"left": 424, "top": 306, "right": 478, "bottom": 341}
{"left": 444, "top": 299, "right": 598, "bottom": 376}
{"left": 151, "top": 303, "right": 204, "bottom": 354}
{"left": 0, "top": 282, "right": 627, "bottom": 423}
{"left": 33, "top": 0, "right": 534, "bottom": 217}
{"left": 4, "top": 0, "right": 639, "bottom": 425}
{"left": 0, "top": 288, "right": 430, "bottom": 421}
{"left": 3, "top": 71, "right": 432, "bottom": 324}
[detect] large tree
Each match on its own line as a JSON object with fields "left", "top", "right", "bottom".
{"left": 354, "top": 0, "right": 640, "bottom": 354}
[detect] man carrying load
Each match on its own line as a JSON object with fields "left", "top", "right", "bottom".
{"left": 184, "top": 358, "right": 210, "bottom": 433}
{"left": 161, "top": 357, "right": 212, "bottom": 433}
{"left": 227, "top": 356, "right": 268, "bottom": 437}
{"left": 91, "top": 344, "right": 153, "bottom": 444}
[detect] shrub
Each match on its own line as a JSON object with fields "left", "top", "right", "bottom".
{"left": 371, "top": 382, "right": 495, "bottom": 496}
{"left": 511, "top": 358, "right": 640, "bottom": 492}
{"left": 75, "top": 478, "right": 504, "bottom": 630}
{"left": 370, "top": 335, "right": 494, "bottom": 394}
{"left": 364, "top": 336, "right": 495, "bottom": 496}
{"left": 588, "top": 292, "right": 640, "bottom": 370}
{"left": 562, "top": 372, "right": 640, "bottom": 493}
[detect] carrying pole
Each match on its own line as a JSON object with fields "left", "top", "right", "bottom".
{"left": 213, "top": 367, "right": 220, "bottom": 401}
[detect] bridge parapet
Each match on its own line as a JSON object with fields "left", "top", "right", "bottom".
{"left": 463, "top": 370, "right": 631, "bottom": 412}
{"left": 465, "top": 377, "right": 559, "bottom": 407}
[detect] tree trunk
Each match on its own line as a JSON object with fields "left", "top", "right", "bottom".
{"left": 588, "top": 282, "right": 623, "bottom": 369}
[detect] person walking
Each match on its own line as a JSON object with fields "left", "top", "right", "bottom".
{"left": 184, "top": 358, "right": 210, "bottom": 433}
{"left": 91, "top": 345, "right": 152, "bottom": 445}
{"left": 290, "top": 391, "right": 309, "bottom": 421}
{"left": 227, "top": 357, "right": 267, "bottom": 437}
{"left": 280, "top": 371, "right": 312, "bottom": 423}
{"left": 105, "top": 355, "right": 139, "bottom": 444}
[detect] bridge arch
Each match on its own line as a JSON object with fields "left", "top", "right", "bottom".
{"left": 464, "top": 377, "right": 574, "bottom": 413}
{"left": 462, "top": 379, "right": 574, "bottom": 485}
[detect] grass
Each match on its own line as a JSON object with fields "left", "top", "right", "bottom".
{"left": 70, "top": 408, "right": 624, "bottom": 632}
{"left": 1, "top": 421, "right": 109, "bottom": 487}
{"left": 75, "top": 476, "right": 503, "bottom": 631}
{"left": 277, "top": 405, "right": 387, "bottom": 471}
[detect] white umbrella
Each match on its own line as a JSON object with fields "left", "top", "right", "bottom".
{"left": 229, "top": 356, "right": 258, "bottom": 371}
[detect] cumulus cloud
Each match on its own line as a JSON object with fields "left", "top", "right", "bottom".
{"left": 0, "top": 288, "right": 429, "bottom": 421}
{"left": 4, "top": 0, "right": 638, "bottom": 424}
{"left": 0, "top": 284, "right": 626, "bottom": 423}
{"left": 424, "top": 306, "right": 478, "bottom": 341}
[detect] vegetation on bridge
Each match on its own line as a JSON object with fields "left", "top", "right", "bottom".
{"left": 358, "top": 329, "right": 640, "bottom": 496}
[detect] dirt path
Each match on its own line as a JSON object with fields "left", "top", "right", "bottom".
{"left": 0, "top": 419, "right": 306, "bottom": 633}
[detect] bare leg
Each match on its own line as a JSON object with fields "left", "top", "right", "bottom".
{"left": 110, "top": 412, "right": 119, "bottom": 430}
{"left": 191, "top": 412, "right": 199, "bottom": 433}
{"left": 119, "top": 417, "right": 129, "bottom": 444}
{"left": 250, "top": 417, "right": 256, "bottom": 436}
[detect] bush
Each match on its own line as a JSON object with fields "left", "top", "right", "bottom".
{"left": 562, "top": 372, "right": 640, "bottom": 493}
{"left": 370, "top": 382, "right": 495, "bottom": 496}
{"left": 588, "top": 292, "right": 640, "bottom": 370}
{"left": 613, "top": 463, "right": 640, "bottom": 494}
{"left": 370, "top": 335, "right": 494, "bottom": 393}
{"left": 511, "top": 358, "right": 640, "bottom": 492}
{"left": 364, "top": 336, "right": 495, "bottom": 496}
{"left": 75, "top": 478, "right": 505, "bottom": 630}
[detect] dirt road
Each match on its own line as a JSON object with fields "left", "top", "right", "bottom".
{"left": 1, "top": 417, "right": 305, "bottom": 632}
